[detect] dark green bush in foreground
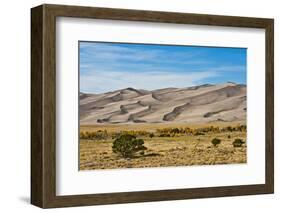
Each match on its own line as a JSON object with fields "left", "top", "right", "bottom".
{"left": 211, "top": 138, "right": 221, "bottom": 147}
{"left": 112, "top": 134, "right": 147, "bottom": 158}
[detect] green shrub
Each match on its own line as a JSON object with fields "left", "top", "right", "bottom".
{"left": 226, "top": 126, "right": 233, "bottom": 132}
{"left": 194, "top": 132, "right": 205, "bottom": 136}
{"left": 171, "top": 128, "right": 180, "bottom": 134}
{"left": 159, "top": 133, "right": 170, "bottom": 137}
{"left": 112, "top": 134, "right": 147, "bottom": 158}
{"left": 79, "top": 130, "right": 109, "bottom": 140}
{"left": 211, "top": 138, "right": 221, "bottom": 147}
{"left": 149, "top": 133, "right": 154, "bottom": 138}
{"left": 227, "top": 135, "right": 231, "bottom": 139}
{"left": 232, "top": 138, "right": 245, "bottom": 147}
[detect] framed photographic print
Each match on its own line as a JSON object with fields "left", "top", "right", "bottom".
{"left": 31, "top": 4, "right": 274, "bottom": 208}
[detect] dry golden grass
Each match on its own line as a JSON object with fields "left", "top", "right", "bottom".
{"left": 79, "top": 123, "right": 246, "bottom": 170}
{"left": 80, "top": 121, "right": 245, "bottom": 132}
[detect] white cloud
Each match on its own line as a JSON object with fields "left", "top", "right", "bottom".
{"left": 80, "top": 70, "right": 218, "bottom": 93}
{"left": 213, "top": 65, "right": 246, "bottom": 72}
{"left": 80, "top": 42, "right": 203, "bottom": 64}
{"left": 79, "top": 42, "right": 245, "bottom": 93}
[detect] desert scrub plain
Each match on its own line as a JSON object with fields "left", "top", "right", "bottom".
{"left": 79, "top": 122, "right": 246, "bottom": 170}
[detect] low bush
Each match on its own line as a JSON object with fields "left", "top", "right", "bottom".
{"left": 79, "top": 130, "right": 108, "bottom": 140}
{"left": 194, "top": 132, "right": 205, "bottom": 136}
{"left": 149, "top": 133, "right": 154, "bottom": 138}
{"left": 211, "top": 138, "right": 221, "bottom": 147}
{"left": 112, "top": 134, "right": 147, "bottom": 158}
{"left": 232, "top": 138, "right": 245, "bottom": 147}
{"left": 159, "top": 133, "right": 171, "bottom": 137}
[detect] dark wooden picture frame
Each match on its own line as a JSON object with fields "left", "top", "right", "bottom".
{"left": 31, "top": 4, "right": 274, "bottom": 208}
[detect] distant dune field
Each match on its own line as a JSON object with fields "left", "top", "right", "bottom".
{"left": 80, "top": 82, "right": 246, "bottom": 125}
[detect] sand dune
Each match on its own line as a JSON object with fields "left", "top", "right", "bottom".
{"left": 80, "top": 82, "right": 246, "bottom": 125}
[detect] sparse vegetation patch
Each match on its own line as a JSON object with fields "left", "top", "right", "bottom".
{"left": 79, "top": 123, "right": 247, "bottom": 170}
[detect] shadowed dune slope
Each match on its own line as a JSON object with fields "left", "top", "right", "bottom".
{"left": 80, "top": 83, "right": 246, "bottom": 125}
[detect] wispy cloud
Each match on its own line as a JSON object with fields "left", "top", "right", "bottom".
{"left": 79, "top": 42, "right": 247, "bottom": 93}
{"left": 212, "top": 65, "right": 246, "bottom": 72}
{"left": 80, "top": 42, "right": 208, "bottom": 68}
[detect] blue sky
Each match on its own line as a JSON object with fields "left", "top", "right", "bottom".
{"left": 79, "top": 41, "right": 246, "bottom": 94}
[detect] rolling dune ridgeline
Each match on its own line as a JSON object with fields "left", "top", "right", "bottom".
{"left": 80, "top": 82, "right": 246, "bottom": 125}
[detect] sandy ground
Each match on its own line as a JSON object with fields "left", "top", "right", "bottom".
{"left": 79, "top": 123, "right": 246, "bottom": 170}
